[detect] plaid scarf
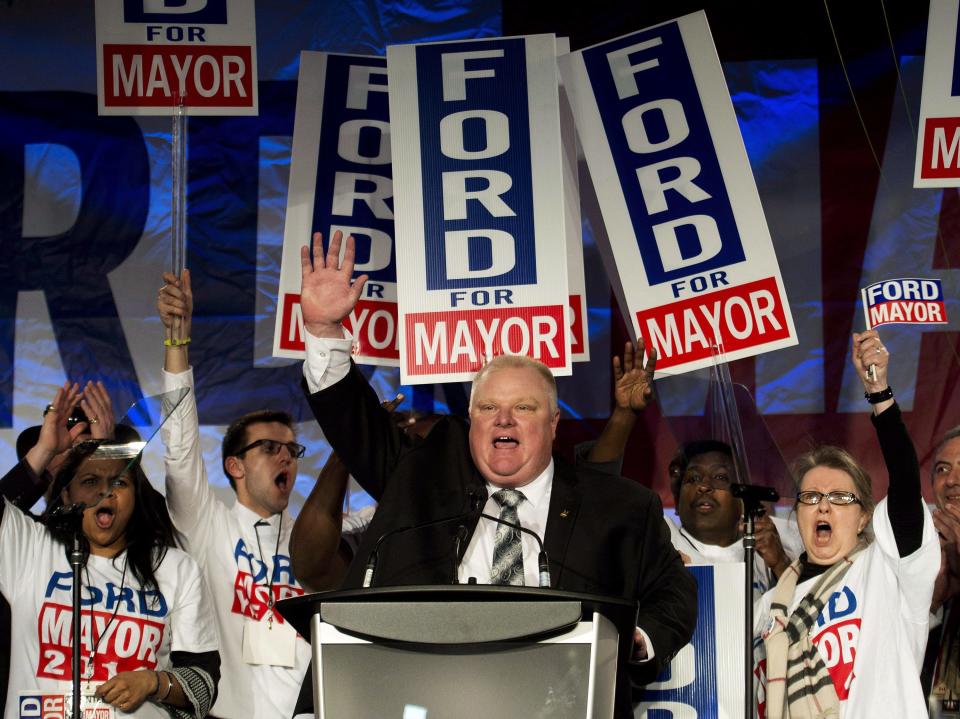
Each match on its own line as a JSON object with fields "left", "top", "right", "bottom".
{"left": 762, "top": 543, "right": 866, "bottom": 719}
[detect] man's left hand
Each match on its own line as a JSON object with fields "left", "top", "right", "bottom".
{"left": 612, "top": 339, "right": 657, "bottom": 413}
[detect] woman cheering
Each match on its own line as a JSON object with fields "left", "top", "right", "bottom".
{"left": 754, "top": 330, "right": 940, "bottom": 718}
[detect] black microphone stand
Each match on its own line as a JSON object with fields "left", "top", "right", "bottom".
{"left": 48, "top": 503, "right": 87, "bottom": 719}
{"left": 730, "top": 482, "right": 779, "bottom": 719}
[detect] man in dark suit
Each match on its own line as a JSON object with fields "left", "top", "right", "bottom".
{"left": 295, "top": 232, "right": 696, "bottom": 718}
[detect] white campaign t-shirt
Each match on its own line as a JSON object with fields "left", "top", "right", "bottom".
{"left": 0, "top": 499, "right": 218, "bottom": 719}
{"left": 665, "top": 514, "right": 803, "bottom": 596}
{"left": 162, "top": 368, "right": 311, "bottom": 719}
{"left": 752, "top": 497, "right": 940, "bottom": 719}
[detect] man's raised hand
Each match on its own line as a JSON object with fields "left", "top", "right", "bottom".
{"left": 300, "top": 231, "right": 368, "bottom": 338}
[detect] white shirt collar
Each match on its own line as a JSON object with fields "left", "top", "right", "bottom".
{"left": 485, "top": 458, "right": 554, "bottom": 509}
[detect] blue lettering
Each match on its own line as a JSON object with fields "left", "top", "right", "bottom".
{"left": 139, "top": 589, "right": 168, "bottom": 617}
{"left": 0, "top": 91, "right": 150, "bottom": 426}
{"left": 272, "top": 553, "right": 296, "bottom": 584}
{"left": 44, "top": 571, "right": 73, "bottom": 598}
{"left": 234, "top": 537, "right": 267, "bottom": 582}
{"left": 123, "top": 0, "right": 227, "bottom": 24}
{"left": 417, "top": 39, "right": 536, "bottom": 290}
{"left": 580, "top": 22, "right": 746, "bottom": 286}
{"left": 312, "top": 56, "right": 396, "bottom": 285}
{"left": 106, "top": 582, "right": 136, "bottom": 613}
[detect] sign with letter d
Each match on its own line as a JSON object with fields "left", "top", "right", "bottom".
{"left": 388, "top": 35, "right": 571, "bottom": 384}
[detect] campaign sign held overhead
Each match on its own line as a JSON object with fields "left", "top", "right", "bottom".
{"left": 861, "top": 277, "right": 949, "bottom": 328}
{"left": 275, "top": 52, "right": 399, "bottom": 365}
{"left": 558, "top": 37, "right": 591, "bottom": 363}
{"left": 915, "top": 0, "right": 960, "bottom": 186}
{"left": 560, "top": 12, "right": 797, "bottom": 374}
{"left": 95, "top": 0, "right": 258, "bottom": 115}
{"left": 388, "top": 35, "right": 570, "bottom": 384}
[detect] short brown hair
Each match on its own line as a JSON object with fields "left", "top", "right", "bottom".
{"left": 221, "top": 410, "right": 295, "bottom": 490}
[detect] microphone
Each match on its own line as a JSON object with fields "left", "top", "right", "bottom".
{"left": 479, "top": 512, "right": 551, "bottom": 588}
{"left": 362, "top": 503, "right": 479, "bottom": 588}
{"left": 731, "top": 483, "right": 780, "bottom": 520}
{"left": 730, "top": 483, "right": 780, "bottom": 504}
{"left": 452, "top": 525, "right": 469, "bottom": 584}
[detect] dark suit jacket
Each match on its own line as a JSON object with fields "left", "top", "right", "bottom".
{"left": 300, "top": 364, "right": 697, "bottom": 717}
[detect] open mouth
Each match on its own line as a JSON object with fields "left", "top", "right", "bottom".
{"left": 815, "top": 520, "right": 832, "bottom": 545}
{"left": 95, "top": 507, "right": 115, "bottom": 530}
{"left": 274, "top": 472, "right": 290, "bottom": 491}
{"left": 693, "top": 498, "right": 717, "bottom": 513}
{"left": 493, "top": 436, "right": 519, "bottom": 449}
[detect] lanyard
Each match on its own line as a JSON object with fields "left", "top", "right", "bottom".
{"left": 252, "top": 515, "right": 282, "bottom": 619}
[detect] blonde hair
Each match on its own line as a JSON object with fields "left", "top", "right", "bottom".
{"left": 791, "top": 444, "right": 874, "bottom": 541}
{"left": 470, "top": 354, "right": 558, "bottom": 414}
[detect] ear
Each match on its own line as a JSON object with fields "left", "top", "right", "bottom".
{"left": 550, "top": 408, "right": 560, "bottom": 438}
{"left": 224, "top": 455, "right": 245, "bottom": 483}
{"left": 857, "top": 513, "right": 871, "bottom": 534}
{"left": 60, "top": 486, "right": 71, "bottom": 505}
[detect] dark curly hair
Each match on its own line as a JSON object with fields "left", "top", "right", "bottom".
{"left": 43, "top": 441, "right": 179, "bottom": 599}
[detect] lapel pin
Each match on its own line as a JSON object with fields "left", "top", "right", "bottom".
{"left": 559, "top": 509, "right": 570, "bottom": 518}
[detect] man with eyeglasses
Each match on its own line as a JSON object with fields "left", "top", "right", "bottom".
{"left": 667, "top": 440, "right": 802, "bottom": 597}
{"left": 157, "top": 270, "right": 312, "bottom": 719}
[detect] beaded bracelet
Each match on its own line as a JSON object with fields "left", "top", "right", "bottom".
{"left": 163, "top": 337, "right": 191, "bottom": 347}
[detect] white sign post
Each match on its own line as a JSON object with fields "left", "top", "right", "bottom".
{"left": 561, "top": 12, "right": 797, "bottom": 375}
{"left": 388, "top": 35, "right": 571, "bottom": 384}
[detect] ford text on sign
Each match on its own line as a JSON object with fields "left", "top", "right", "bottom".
{"left": 274, "top": 52, "right": 399, "bottom": 364}
{"left": 389, "top": 35, "right": 570, "bottom": 383}
{"left": 561, "top": 12, "right": 796, "bottom": 374}
{"left": 861, "top": 277, "right": 949, "bottom": 328}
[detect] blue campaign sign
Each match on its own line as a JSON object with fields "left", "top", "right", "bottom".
{"left": 580, "top": 21, "right": 746, "bottom": 287}
{"left": 414, "top": 38, "right": 538, "bottom": 290}
{"left": 122, "top": 0, "right": 228, "bottom": 24}
{"left": 638, "top": 564, "right": 721, "bottom": 717}
{"left": 311, "top": 54, "right": 396, "bottom": 283}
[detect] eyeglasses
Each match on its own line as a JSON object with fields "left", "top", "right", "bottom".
{"left": 680, "top": 472, "right": 733, "bottom": 490}
{"left": 796, "top": 491, "right": 862, "bottom": 506}
{"left": 235, "top": 438, "right": 306, "bottom": 459}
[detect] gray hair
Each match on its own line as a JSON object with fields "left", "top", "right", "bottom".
{"left": 791, "top": 444, "right": 874, "bottom": 542}
{"left": 469, "top": 354, "right": 558, "bottom": 414}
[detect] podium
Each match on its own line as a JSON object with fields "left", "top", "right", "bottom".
{"left": 278, "top": 585, "right": 638, "bottom": 719}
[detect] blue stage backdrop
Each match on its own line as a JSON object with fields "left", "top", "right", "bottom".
{"left": 0, "top": 1, "right": 957, "bottom": 515}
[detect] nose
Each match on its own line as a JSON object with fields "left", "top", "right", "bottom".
{"left": 494, "top": 408, "right": 515, "bottom": 427}
{"left": 695, "top": 481, "right": 714, "bottom": 494}
{"left": 947, "top": 467, "right": 960, "bottom": 486}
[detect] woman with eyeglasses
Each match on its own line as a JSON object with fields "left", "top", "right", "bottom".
{"left": 0, "top": 402, "right": 221, "bottom": 718}
{"left": 753, "top": 330, "right": 940, "bottom": 719}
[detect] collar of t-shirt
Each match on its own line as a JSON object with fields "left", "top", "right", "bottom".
{"left": 460, "top": 459, "right": 554, "bottom": 587}
{"left": 677, "top": 526, "right": 743, "bottom": 563}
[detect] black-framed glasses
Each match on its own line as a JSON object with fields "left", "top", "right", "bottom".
{"left": 796, "top": 490, "right": 862, "bottom": 506}
{"left": 235, "top": 438, "right": 306, "bottom": 459}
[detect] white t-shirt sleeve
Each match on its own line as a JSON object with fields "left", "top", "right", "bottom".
{"left": 302, "top": 330, "right": 354, "bottom": 394}
{"left": 161, "top": 368, "right": 222, "bottom": 546}
{"left": 0, "top": 499, "right": 47, "bottom": 601}
{"left": 870, "top": 496, "right": 941, "bottom": 623}
{"left": 166, "top": 549, "right": 220, "bottom": 654}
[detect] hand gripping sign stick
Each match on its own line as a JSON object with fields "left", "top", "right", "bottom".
{"left": 859, "top": 287, "right": 878, "bottom": 383}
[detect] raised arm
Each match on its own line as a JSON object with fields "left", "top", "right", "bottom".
{"left": 300, "top": 231, "right": 368, "bottom": 339}
{"left": 158, "top": 270, "right": 220, "bottom": 540}
{"left": 583, "top": 340, "right": 657, "bottom": 467}
{"left": 852, "top": 330, "right": 923, "bottom": 557}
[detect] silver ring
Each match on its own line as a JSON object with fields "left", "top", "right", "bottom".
{"left": 88, "top": 417, "right": 99, "bottom": 425}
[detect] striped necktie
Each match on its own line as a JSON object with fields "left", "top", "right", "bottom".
{"left": 490, "top": 488, "right": 526, "bottom": 586}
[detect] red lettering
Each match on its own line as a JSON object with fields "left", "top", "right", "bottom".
{"left": 102, "top": 45, "right": 254, "bottom": 108}
{"left": 636, "top": 277, "right": 791, "bottom": 369}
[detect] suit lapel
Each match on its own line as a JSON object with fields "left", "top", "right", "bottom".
{"left": 544, "top": 458, "right": 581, "bottom": 588}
